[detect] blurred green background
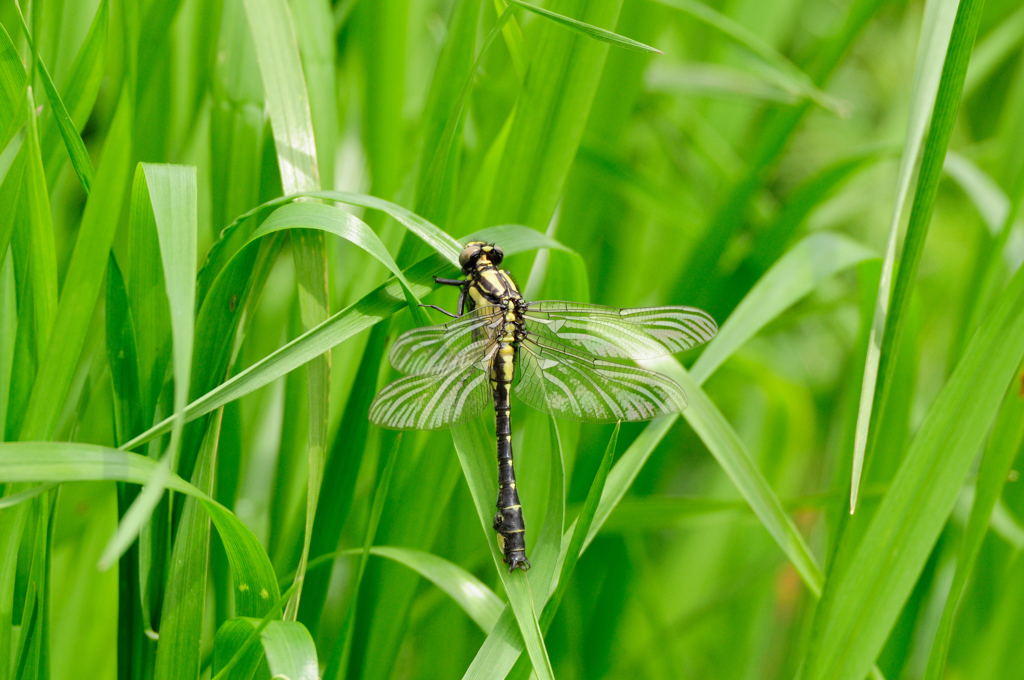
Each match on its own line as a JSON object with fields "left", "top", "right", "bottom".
{"left": 1, "top": 0, "right": 1024, "bottom": 678}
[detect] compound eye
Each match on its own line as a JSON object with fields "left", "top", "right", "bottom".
{"left": 489, "top": 247, "right": 504, "bottom": 266}
{"left": 458, "top": 245, "right": 479, "bottom": 268}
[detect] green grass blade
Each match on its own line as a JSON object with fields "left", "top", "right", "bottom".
{"left": 98, "top": 163, "right": 196, "bottom": 569}
{"left": 0, "top": 129, "right": 25, "bottom": 273}
{"left": 370, "top": 546, "right": 505, "bottom": 633}
{"left": 645, "top": 61, "right": 804, "bottom": 105}
{"left": 300, "top": 544, "right": 507, "bottom": 634}
{"left": 847, "top": 0, "right": 966, "bottom": 512}
{"left": 40, "top": 0, "right": 107, "bottom": 187}
{"left": 20, "top": 86, "right": 58, "bottom": 363}
{"left": 18, "top": 91, "right": 133, "bottom": 442}
{"left": 0, "top": 442, "right": 281, "bottom": 617}
{"left": 249, "top": 202, "right": 419, "bottom": 301}
{"left": 525, "top": 416, "right": 565, "bottom": 604}
{"left": 654, "top": 359, "right": 824, "bottom": 594}
{"left": 802, "top": 236, "right": 1024, "bottom": 680}
{"left": 505, "top": 0, "right": 660, "bottom": 54}
{"left": 243, "top": 0, "right": 328, "bottom": 622}
{"left": 324, "top": 434, "right": 400, "bottom": 680}
{"left": 452, "top": 419, "right": 555, "bottom": 680}
{"left": 0, "top": 492, "right": 29, "bottom": 680}
{"left": 541, "top": 422, "right": 618, "bottom": 624}
{"left": 242, "top": 0, "right": 320, "bottom": 193}
{"left": 13, "top": 1, "right": 96, "bottom": 194}
{"left": 922, "top": 362, "right": 1024, "bottom": 679}
{"left": 485, "top": 0, "right": 627, "bottom": 229}
{"left": 212, "top": 582, "right": 301, "bottom": 680}
{"left": 0, "top": 23, "right": 26, "bottom": 147}
{"left": 152, "top": 409, "right": 220, "bottom": 680}
{"left": 963, "top": 3, "right": 1024, "bottom": 96}
{"left": 692, "top": 232, "right": 876, "bottom": 384}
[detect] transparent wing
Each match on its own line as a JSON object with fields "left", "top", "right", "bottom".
{"left": 523, "top": 301, "right": 717, "bottom": 360}
{"left": 389, "top": 305, "right": 502, "bottom": 374}
{"left": 370, "top": 351, "right": 495, "bottom": 430}
{"left": 514, "top": 336, "right": 687, "bottom": 423}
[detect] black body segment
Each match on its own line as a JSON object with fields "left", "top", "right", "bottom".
{"left": 368, "top": 240, "right": 718, "bottom": 574}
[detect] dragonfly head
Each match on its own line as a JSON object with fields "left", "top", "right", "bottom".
{"left": 459, "top": 241, "right": 504, "bottom": 273}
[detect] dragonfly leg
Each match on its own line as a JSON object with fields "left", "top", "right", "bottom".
{"left": 433, "top": 277, "right": 464, "bottom": 286}
{"left": 419, "top": 304, "right": 459, "bottom": 318}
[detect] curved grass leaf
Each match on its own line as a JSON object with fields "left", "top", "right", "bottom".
{"left": 849, "top": 0, "right": 965, "bottom": 512}
{"left": 505, "top": 0, "right": 660, "bottom": 54}
{"left": 0, "top": 443, "right": 281, "bottom": 617}
{"left": 801, "top": 214, "right": 1024, "bottom": 680}
{"left": 214, "top": 617, "right": 318, "bottom": 680}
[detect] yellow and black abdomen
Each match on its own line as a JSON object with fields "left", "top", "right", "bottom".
{"left": 490, "top": 317, "right": 529, "bottom": 571}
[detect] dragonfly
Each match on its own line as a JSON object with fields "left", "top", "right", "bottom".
{"left": 369, "top": 241, "right": 717, "bottom": 572}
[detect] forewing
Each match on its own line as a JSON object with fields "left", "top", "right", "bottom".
{"left": 369, "top": 353, "right": 494, "bottom": 430}
{"left": 514, "top": 336, "right": 687, "bottom": 423}
{"left": 524, "top": 301, "right": 717, "bottom": 360}
{"left": 389, "top": 305, "right": 501, "bottom": 374}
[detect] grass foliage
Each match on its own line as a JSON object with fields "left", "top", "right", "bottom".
{"left": 1, "top": 0, "right": 1024, "bottom": 678}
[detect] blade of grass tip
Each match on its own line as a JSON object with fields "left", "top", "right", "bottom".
{"left": 451, "top": 420, "right": 555, "bottom": 680}
{"left": 99, "top": 164, "right": 196, "bottom": 570}
{"left": 298, "top": 545, "right": 506, "bottom": 633}
{"left": 323, "top": 434, "right": 401, "bottom": 680}
{"left": 212, "top": 581, "right": 301, "bottom": 680}
{"left": 849, "top": 0, "right": 960, "bottom": 513}
{"left": 14, "top": 0, "right": 96, "bottom": 193}
{"left": 800, "top": 222, "right": 1024, "bottom": 680}
{"left": 122, "top": 225, "right": 568, "bottom": 452}
{"left": 505, "top": 0, "right": 660, "bottom": 53}
{"left": 922, "top": 361, "right": 1024, "bottom": 680}
{"left": 541, "top": 422, "right": 618, "bottom": 626}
